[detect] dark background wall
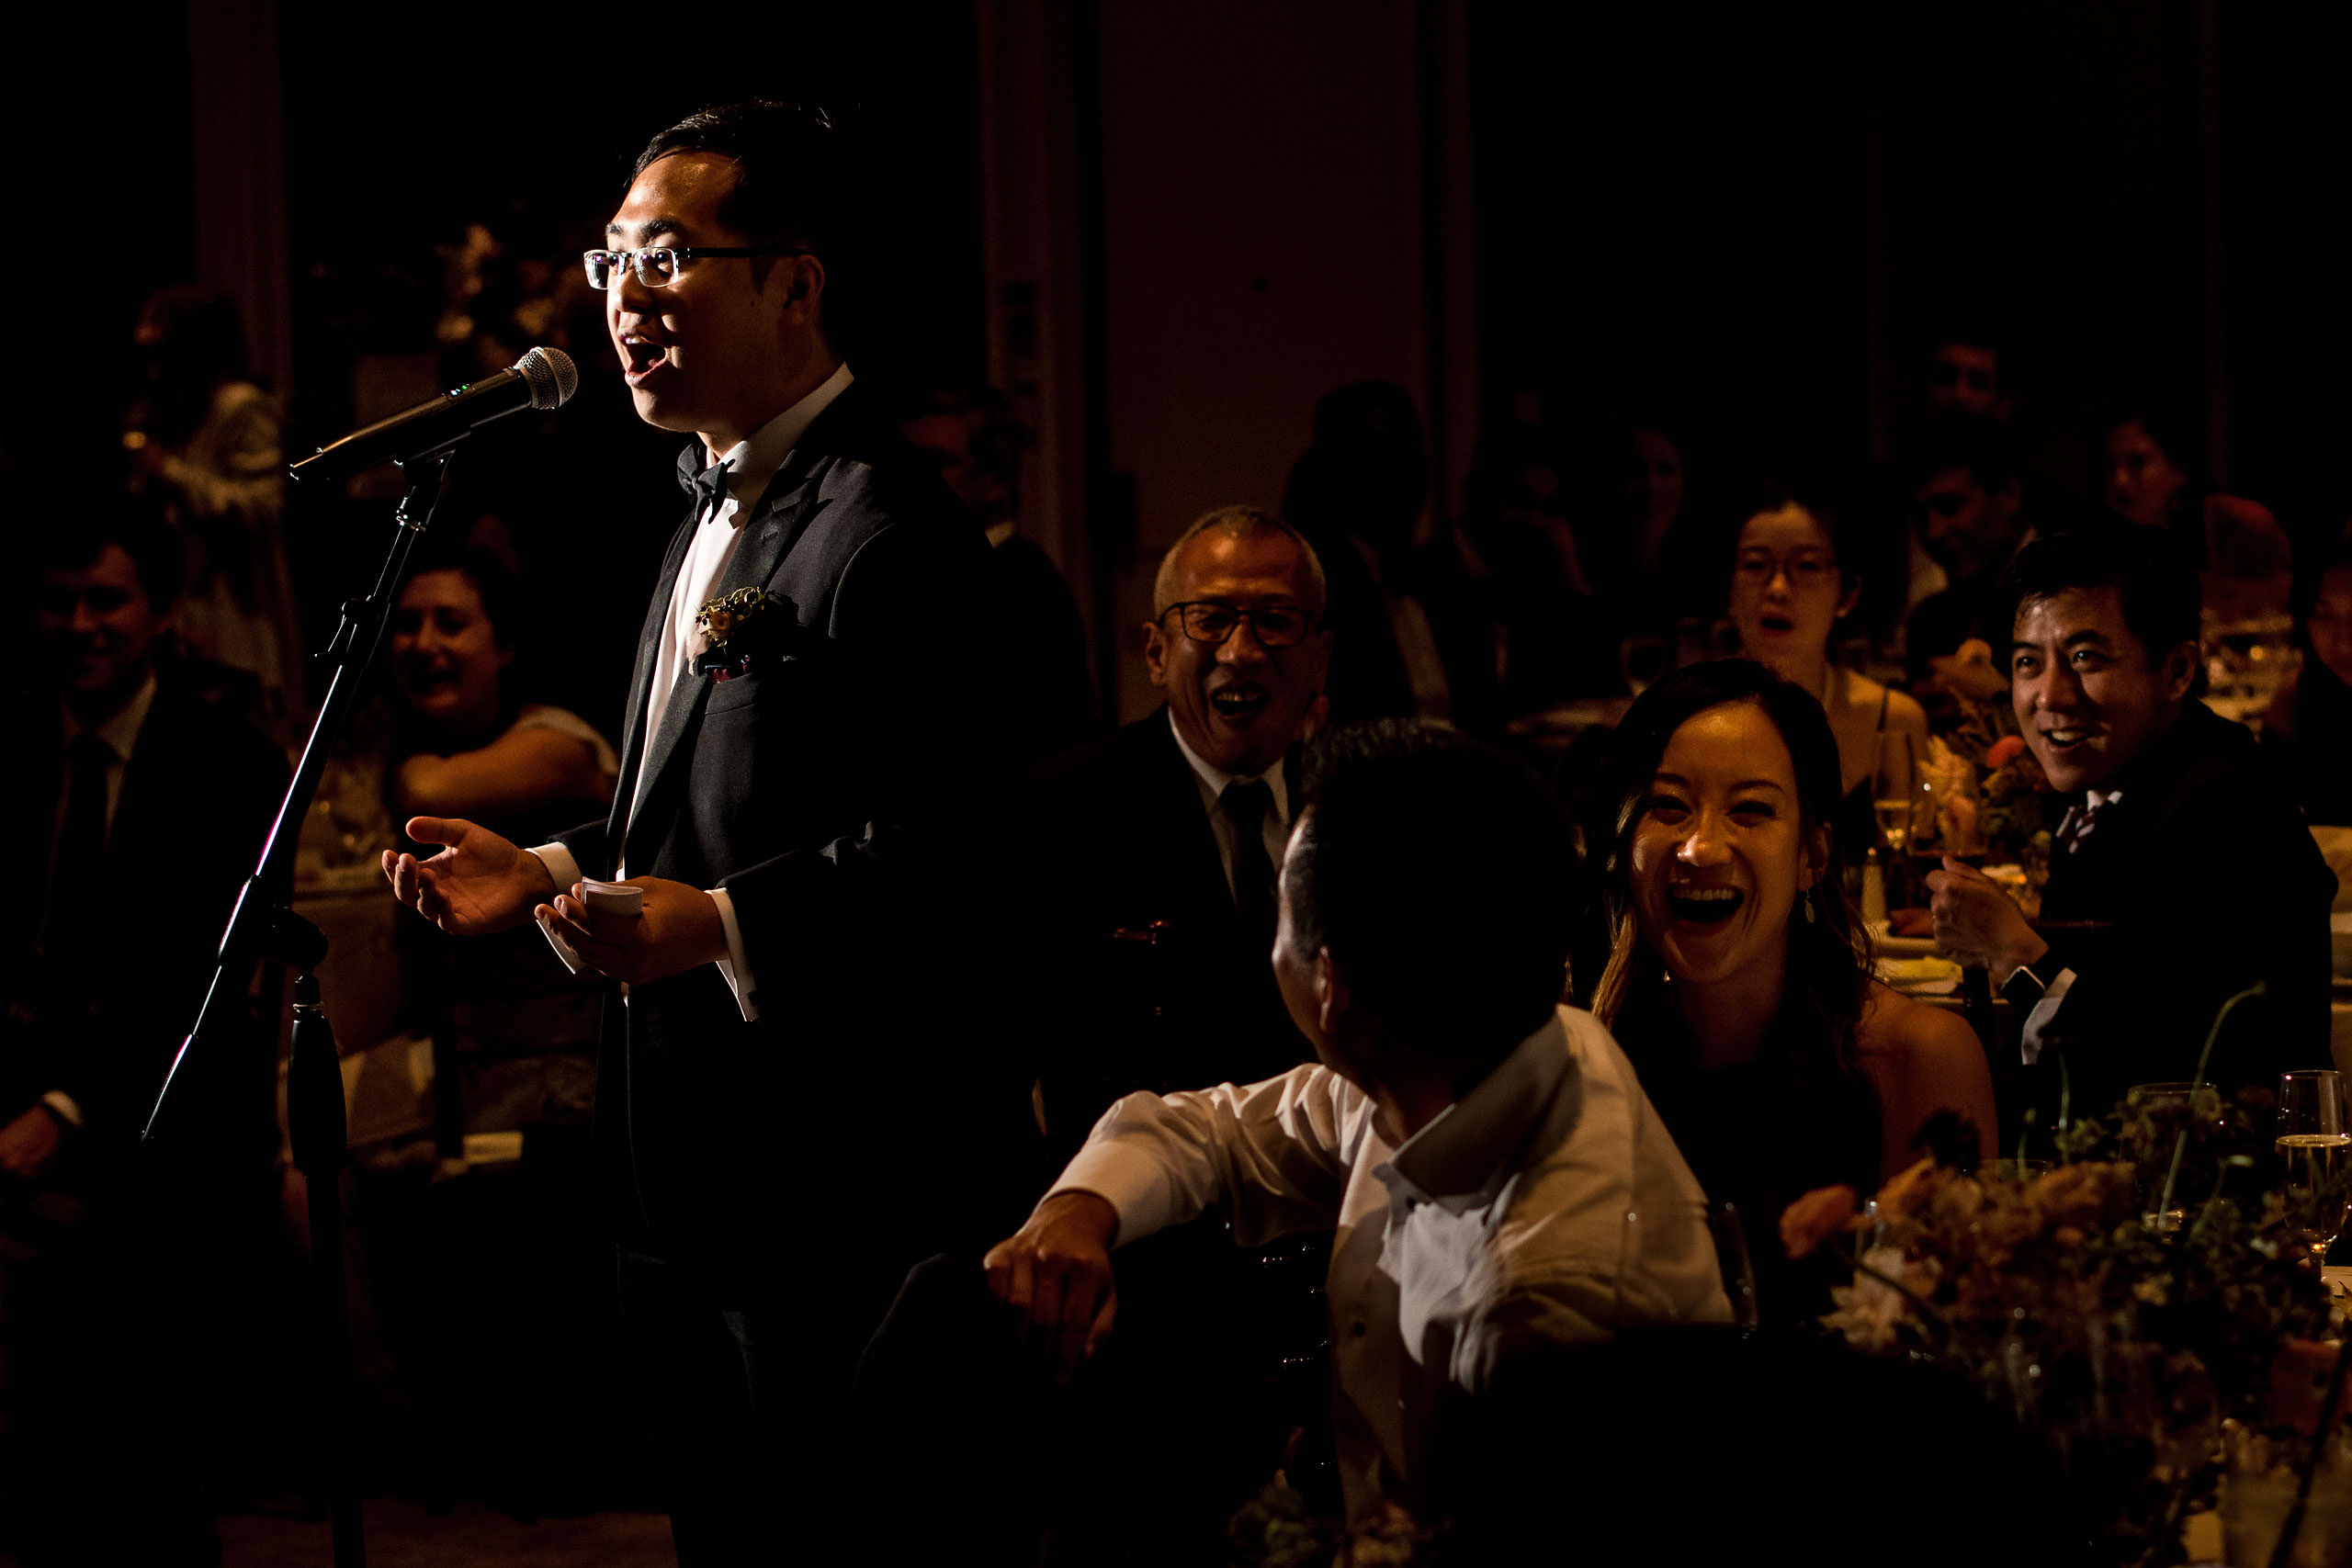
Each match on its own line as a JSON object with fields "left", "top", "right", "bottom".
{"left": 6, "top": 1, "right": 2344, "bottom": 728}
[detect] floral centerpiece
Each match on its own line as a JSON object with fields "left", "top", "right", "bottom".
{"left": 1782, "top": 1098, "right": 2347, "bottom": 1567}
{"left": 1975, "top": 732, "right": 2061, "bottom": 898}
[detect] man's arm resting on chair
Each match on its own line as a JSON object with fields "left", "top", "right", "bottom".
{"left": 982, "top": 1190, "right": 1121, "bottom": 1384}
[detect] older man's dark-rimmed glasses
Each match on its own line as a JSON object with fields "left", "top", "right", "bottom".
{"left": 1161, "top": 602, "right": 1317, "bottom": 649}
{"left": 582, "top": 246, "right": 811, "bottom": 289}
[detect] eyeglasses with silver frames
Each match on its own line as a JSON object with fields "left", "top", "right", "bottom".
{"left": 582, "top": 246, "right": 811, "bottom": 290}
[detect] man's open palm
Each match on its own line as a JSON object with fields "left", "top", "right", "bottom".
{"left": 381, "top": 816, "right": 553, "bottom": 936}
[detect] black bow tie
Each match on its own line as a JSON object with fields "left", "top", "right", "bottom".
{"left": 681, "top": 457, "right": 735, "bottom": 521}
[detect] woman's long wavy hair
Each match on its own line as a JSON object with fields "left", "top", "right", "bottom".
{"left": 1590, "top": 659, "right": 1875, "bottom": 1078}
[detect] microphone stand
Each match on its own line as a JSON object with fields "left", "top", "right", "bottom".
{"left": 148, "top": 448, "right": 459, "bottom": 1568}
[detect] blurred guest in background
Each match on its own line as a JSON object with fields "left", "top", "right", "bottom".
{"left": 902, "top": 383, "right": 1094, "bottom": 758}
{"left": 1593, "top": 660, "right": 1994, "bottom": 1321}
{"left": 3, "top": 502, "right": 288, "bottom": 1563}
{"left": 1570, "top": 422, "right": 1713, "bottom": 685}
{"left": 1853, "top": 323, "right": 2011, "bottom": 647}
{"left": 123, "top": 285, "right": 303, "bottom": 729}
{"left": 2263, "top": 538, "right": 2352, "bottom": 826}
{"left": 1283, "top": 380, "right": 1448, "bottom": 722}
{"left": 1419, "top": 421, "right": 1595, "bottom": 733}
{"left": 1903, "top": 412, "right": 2034, "bottom": 705}
{"left": 388, "top": 546, "right": 617, "bottom": 834}
{"left": 2100, "top": 400, "right": 2293, "bottom": 621}
{"left": 1922, "top": 326, "right": 2007, "bottom": 421}
{"left": 1726, "top": 491, "right": 1929, "bottom": 847}
{"left": 357, "top": 542, "right": 625, "bottom": 1510}
{"left": 1027, "top": 505, "right": 1328, "bottom": 1144}
{"left": 989, "top": 719, "right": 1728, "bottom": 1533}
{"left": 1928, "top": 525, "right": 2334, "bottom": 1124}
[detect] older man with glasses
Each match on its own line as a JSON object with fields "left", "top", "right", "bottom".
{"left": 1025, "top": 504, "right": 1334, "bottom": 1147}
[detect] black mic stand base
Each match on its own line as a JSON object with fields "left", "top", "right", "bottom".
{"left": 149, "top": 451, "right": 456, "bottom": 1568}
{"left": 289, "top": 964, "right": 366, "bottom": 1568}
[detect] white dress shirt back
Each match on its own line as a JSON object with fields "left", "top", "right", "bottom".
{"left": 1046, "top": 1005, "right": 1730, "bottom": 1523}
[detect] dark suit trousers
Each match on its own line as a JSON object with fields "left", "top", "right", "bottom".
{"left": 616, "top": 1246, "right": 788, "bottom": 1564}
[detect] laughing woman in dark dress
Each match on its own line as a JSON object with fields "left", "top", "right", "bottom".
{"left": 1591, "top": 660, "right": 1996, "bottom": 1322}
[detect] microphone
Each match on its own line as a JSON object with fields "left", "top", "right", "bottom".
{"left": 290, "top": 346, "right": 579, "bottom": 482}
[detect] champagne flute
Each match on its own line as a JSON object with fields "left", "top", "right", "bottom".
{"left": 1871, "top": 731, "right": 1925, "bottom": 906}
{"left": 1871, "top": 731, "right": 1917, "bottom": 855}
{"left": 2278, "top": 1070, "right": 2352, "bottom": 1264}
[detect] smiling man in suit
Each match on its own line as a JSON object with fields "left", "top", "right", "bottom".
{"left": 1028, "top": 506, "right": 1332, "bottom": 1143}
{"left": 381, "top": 102, "right": 1023, "bottom": 1562}
{"left": 4, "top": 504, "right": 288, "bottom": 1562}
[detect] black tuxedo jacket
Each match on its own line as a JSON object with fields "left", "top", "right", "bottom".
{"left": 1024, "top": 708, "right": 1313, "bottom": 1152}
{"left": 552, "top": 381, "right": 1026, "bottom": 1297}
{"left": 2036, "top": 699, "right": 2337, "bottom": 1118}
{"left": 3, "top": 678, "right": 288, "bottom": 1181}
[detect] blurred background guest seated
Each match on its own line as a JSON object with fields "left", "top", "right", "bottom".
{"left": 1724, "top": 488, "right": 1931, "bottom": 860}
{"left": 2100, "top": 399, "right": 2295, "bottom": 623}
{"left": 122, "top": 285, "right": 303, "bottom": 737}
{"left": 345, "top": 539, "right": 632, "bottom": 1513}
{"left": 1283, "top": 382, "right": 1448, "bottom": 725}
{"left": 1903, "top": 411, "right": 2036, "bottom": 703}
{"left": 901, "top": 383, "right": 1097, "bottom": 761}
{"left": 2263, "top": 536, "right": 2352, "bottom": 828}
{"left": 2, "top": 501, "right": 290, "bottom": 1564}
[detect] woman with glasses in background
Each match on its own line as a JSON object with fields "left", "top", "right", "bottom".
{"left": 1726, "top": 488, "right": 1930, "bottom": 855}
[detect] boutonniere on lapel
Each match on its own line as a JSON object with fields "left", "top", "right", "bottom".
{"left": 694, "top": 586, "right": 769, "bottom": 681}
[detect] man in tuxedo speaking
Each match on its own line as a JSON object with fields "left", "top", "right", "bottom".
{"left": 382, "top": 102, "right": 1023, "bottom": 1560}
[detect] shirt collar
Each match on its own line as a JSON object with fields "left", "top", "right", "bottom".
{"left": 2083, "top": 786, "right": 2122, "bottom": 811}
{"left": 1167, "top": 707, "right": 1290, "bottom": 826}
{"left": 61, "top": 671, "right": 158, "bottom": 763}
{"left": 702, "top": 360, "right": 855, "bottom": 525}
{"left": 1378, "top": 1011, "right": 1572, "bottom": 1213}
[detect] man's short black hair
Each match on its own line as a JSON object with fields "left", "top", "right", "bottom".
{"left": 1287, "top": 719, "right": 1577, "bottom": 1061}
{"left": 38, "top": 500, "right": 186, "bottom": 613}
{"left": 2004, "top": 523, "right": 2200, "bottom": 664}
{"left": 632, "top": 100, "right": 859, "bottom": 324}
{"left": 1907, "top": 408, "right": 2019, "bottom": 496}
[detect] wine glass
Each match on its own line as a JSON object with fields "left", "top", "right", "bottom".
{"left": 1871, "top": 731, "right": 1928, "bottom": 905}
{"left": 1871, "top": 731, "right": 1918, "bottom": 858}
{"left": 2278, "top": 1069, "right": 2352, "bottom": 1265}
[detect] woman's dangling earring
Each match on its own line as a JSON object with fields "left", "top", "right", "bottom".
{"left": 1803, "top": 887, "right": 1817, "bottom": 923}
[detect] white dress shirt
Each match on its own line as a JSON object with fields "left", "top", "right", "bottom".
{"left": 2018, "top": 785, "right": 2119, "bottom": 1065}
{"left": 40, "top": 673, "right": 160, "bottom": 1129}
{"left": 1166, "top": 711, "right": 1292, "bottom": 902}
{"left": 1046, "top": 1005, "right": 1730, "bottom": 1524}
{"left": 529, "top": 363, "right": 854, "bottom": 1021}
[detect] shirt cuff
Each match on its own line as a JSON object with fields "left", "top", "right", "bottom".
{"left": 2018, "top": 967, "right": 2078, "bottom": 1066}
{"left": 1045, "top": 1122, "right": 1181, "bottom": 1248}
{"left": 707, "top": 886, "right": 759, "bottom": 1022}
{"left": 40, "top": 1090, "right": 84, "bottom": 1129}
{"left": 526, "top": 841, "right": 582, "bottom": 896}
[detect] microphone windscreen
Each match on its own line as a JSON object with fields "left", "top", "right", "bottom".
{"left": 516, "top": 346, "right": 580, "bottom": 410}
